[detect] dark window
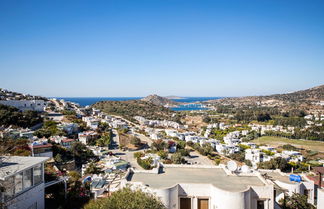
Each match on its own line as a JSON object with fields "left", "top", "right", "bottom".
{"left": 304, "top": 189, "right": 310, "bottom": 200}
{"left": 180, "top": 198, "right": 191, "bottom": 209}
{"left": 257, "top": 200, "right": 265, "bottom": 209}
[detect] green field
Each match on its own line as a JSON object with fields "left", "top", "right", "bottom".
{"left": 251, "top": 136, "right": 324, "bottom": 152}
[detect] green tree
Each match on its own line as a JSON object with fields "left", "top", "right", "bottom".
{"left": 152, "top": 139, "right": 166, "bottom": 151}
{"left": 130, "top": 136, "right": 141, "bottom": 147}
{"left": 171, "top": 153, "right": 184, "bottom": 164}
{"left": 84, "top": 162, "right": 102, "bottom": 175}
{"left": 157, "top": 150, "right": 168, "bottom": 159}
{"left": 84, "top": 187, "right": 166, "bottom": 209}
{"left": 280, "top": 193, "right": 315, "bottom": 209}
{"left": 54, "top": 153, "right": 63, "bottom": 164}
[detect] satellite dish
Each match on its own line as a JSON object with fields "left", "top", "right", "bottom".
{"left": 227, "top": 160, "right": 238, "bottom": 172}
{"left": 241, "top": 165, "right": 250, "bottom": 173}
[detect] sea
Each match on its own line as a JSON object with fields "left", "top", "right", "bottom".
{"left": 54, "top": 97, "right": 222, "bottom": 111}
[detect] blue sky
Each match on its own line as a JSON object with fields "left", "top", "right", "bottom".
{"left": 0, "top": 0, "right": 323, "bottom": 97}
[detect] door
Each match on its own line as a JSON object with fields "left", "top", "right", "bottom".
{"left": 257, "top": 200, "right": 265, "bottom": 209}
{"left": 180, "top": 198, "right": 191, "bottom": 209}
{"left": 198, "top": 199, "right": 209, "bottom": 209}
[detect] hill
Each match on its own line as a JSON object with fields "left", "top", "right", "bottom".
{"left": 165, "top": 95, "right": 185, "bottom": 100}
{"left": 207, "top": 85, "right": 324, "bottom": 110}
{"left": 141, "top": 94, "right": 179, "bottom": 107}
{"left": 92, "top": 100, "right": 182, "bottom": 123}
{"left": 0, "top": 104, "right": 43, "bottom": 128}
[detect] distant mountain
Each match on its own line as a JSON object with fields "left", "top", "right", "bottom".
{"left": 165, "top": 96, "right": 186, "bottom": 100}
{"left": 207, "top": 85, "right": 324, "bottom": 107}
{"left": 266, "top": 85, "right": 324, "bottom": 102}
{"left": 141, "top": 94, "right": 179, "bottom": 106}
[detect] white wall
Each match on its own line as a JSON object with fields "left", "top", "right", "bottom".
{"left": 0, "top": 100, "right": 46, "bottom": 112}
{"left": 149, "top": 183, "right": 274, "bottom": 209}
{"left": 317, "top": 188, "right": 324, "bottom": 209}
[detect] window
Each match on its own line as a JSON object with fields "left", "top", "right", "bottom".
{"left": 14, "top": 172, "right": 23, "bottom": 194}
{"left": 23, "top": 168, "right": 33, "bottom": 189}
{"left": 198, "top": 199, "right": 209, "bottom": 209}
{"left": 257, "top": 200, "right": 265, "bottom": 209}
{"left": 304, "top": 189, "right": 311, "bottom": 200}
{"left": 180, "top": 198, "right": 191, "bottom": 209}
{"left": 33, "top": 164, "right": 43, "bottom": 185}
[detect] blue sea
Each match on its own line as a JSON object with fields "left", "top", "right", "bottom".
{"left": 54, "top": 97, "right": 222, "bottom": 111}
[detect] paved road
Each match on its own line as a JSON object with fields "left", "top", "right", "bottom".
{"left": 111, "top": 129, "right": 120, "bottom": 149}
{"left": 110, "top": 129, "right": 144, "bottom": 170}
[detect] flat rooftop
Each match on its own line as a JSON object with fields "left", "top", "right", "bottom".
{"left": 0, "top": 156, "right": 48, "bottom": 180}
{"left": 128, "top": 167, "right": 265, "bottom": 192}
{"left": 260, "top": 171, "right": 295, "bottom": 184}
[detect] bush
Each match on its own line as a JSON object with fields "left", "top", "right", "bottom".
{"left": 130, "top": 136, "right": 141, "bottom": 147}
{"left": 215, "top": 158, "right": 221, "bottom": 165}
{"left": 171, "top": 153, "right": 185, "bottom": 164}
{"left": 229, "top": 152, "right": 245, "bottom": 162}
{"left": 84, "top": 187, "right": 166, "bottom": 209}
{"left": 176, "top": 141, "right": 186, "bottom": 150}
{"left": 134, "top": 151, "right": 144, "bottom": 159}
{"left": 177, "top": 149, "right": 190, "bottom": 157}
{"left": 137, "top": 157, "right": 153, "bottom": 170}
{"left": 152, "top": 139, "right": 166, "bottom": 151}
{"left": 258, "top": 157, "right": 291, "bottom": 172}
{"left": 157, "top": 150, "right": 168, "bottom": 159}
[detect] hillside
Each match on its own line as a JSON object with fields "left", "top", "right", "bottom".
{"left": 0, "top": 104, "right": 43, "bottom": 128}
{"left": 141, "top": 94, "right": 179, "bottom": 106}
{"left": 207, "top": 85, "right": 324, "bottom": 109}
{"left": 267, "top": 85, "right": 324, "bottom": 102}
{"left": 92, "top": 100, "right": 182, "bottom": 122}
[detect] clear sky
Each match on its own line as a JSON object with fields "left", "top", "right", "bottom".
{"left": 0, "top": 0, "right": 323, "bottom": 97}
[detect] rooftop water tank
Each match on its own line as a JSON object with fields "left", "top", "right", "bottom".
{"left": 289, "top": 174, "right": 302, "bottom": 183}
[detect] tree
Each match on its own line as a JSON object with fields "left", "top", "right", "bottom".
{"left": 84, "top": 187, "right": 166, "bottom": 209}
{"left": 85, "top": 162, "right": 102, "bottom": 175}
{"left": 171, "top": 153, "right": 185, "bottom": 164}
{"left": 280, "top": 193, "right": 315, "bottom": 209}
{"left": 152, "top": 139, "right": 166, "bottom": 151}
{"left": 130, "top": 136, "right": 141, "bottom": 147}
{"left": 157, "top": 150, "right": 168, "bottom": 159}
{"left": 202, "top": 116, "right": 211, "bottom": 123}
{"left": 258, "top": 157, "right": 291, "bottom": 172}
{"left": 54, "top": 153, "right": 63, "bottom": 164}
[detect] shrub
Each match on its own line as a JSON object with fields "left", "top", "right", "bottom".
{"left": 137, "top": 157, "right": 153, "bottom": 170}
{"left": 157, "top": 150, "right": 168, "bottom": 159}
{"left": 177, "top": 149, "right": 190, "bottom": 157}
{"left": 215, "top": 158, "right": 221, "bottom": 165}
{"left": 130, "top": 136, "right": 141, "bottom": 147}
{"left": 171, "top": 153, "right": 185, "bottom": 164}
{"left": 84, "top": 187, "right": 166, "bottom": 209}
{"left": 134, "top": 151, "right": 144, "bottom": 159}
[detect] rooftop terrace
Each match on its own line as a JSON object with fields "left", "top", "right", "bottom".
{"left": 0, "top": 156, "right": 48, "bottom": 180}
{"left": 128, "top": 167, "right": 265, "bottom": 192}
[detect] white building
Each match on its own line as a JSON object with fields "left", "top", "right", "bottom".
{"left": 0, "top": 156, "right": 48, "bottom": 209}
{"left": 30, "top": 141, "right": 53, "bottom": 158}
{"left": 126, "top": 166, "right": 274, "bottom": 209}
{"left": 0, "top": 100, "right": 46, "bottom": 111}
{"left": 260, "top": 170, "right": 315, "bottom": 205}
{"left": 78, "top": 131, "right": 99, "bottom": 145}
